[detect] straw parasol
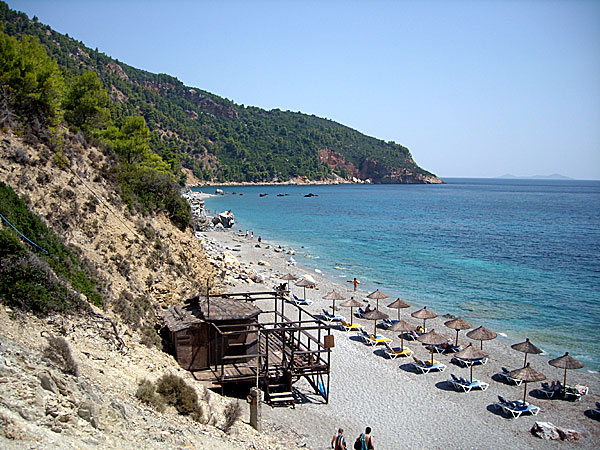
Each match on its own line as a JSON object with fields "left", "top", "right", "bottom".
{"left": 444, "top": 317, "right": 472, "bottom": 347}
{"left": 417, "top": 329, "right": 449, "bottom": 365}
{"left": 367, "top": 289, "right": 389, "bottom": 310}
{"left": 511, "top": 338, "right": 543, "bottom": 367}
{"left": 411, "top": 306, "right": 438, "bottom": 329}
{"left": 339, "top": 297, "right": 363, "bottom": 321}
{"left": 454, "top": 343, "right": 488, "bottom": 382}
{"left": 295, "top": 278, "right": 315, "bottom": 300}
{"left": 387, "top": 298, "right": 411, "bottom": 321}
{"left": 466, "top": 325, "right": 497, "bottom": 350}
{"left": 508, "top": 363, "right": 546, "bottom": 403}
{"left": 323, "top": 290, "right": 345, "bottom": 312}
{"left": 390, "top": 319, "right": 416, "bottom": 350}
{"left": 548, "top": 352, "right": 584, "bottom": 388}
{"left": 279, "top": 273, "right": 297, "bottom": 293}
{"left": 363, "top": 309, "right": 389, "bottom": 335}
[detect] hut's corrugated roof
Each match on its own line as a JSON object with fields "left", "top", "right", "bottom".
{"left": 161, "top": 297, "right": 261, "bottom": 332}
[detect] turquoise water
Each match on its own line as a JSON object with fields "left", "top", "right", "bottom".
{"left": 201, "top": 179, "right": 600, "bottom": 370}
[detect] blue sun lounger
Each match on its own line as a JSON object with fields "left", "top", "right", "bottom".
{"left": 494, "top": 395, "right": 540, "bottom": 419}
{"left": 449, "top": 374, "right": 489, "bottom": 392}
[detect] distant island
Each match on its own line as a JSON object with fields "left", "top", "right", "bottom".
{"left": 496, "top": 173, "right": 574, "bottom": 180}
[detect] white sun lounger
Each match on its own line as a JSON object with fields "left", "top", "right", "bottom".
{"left": 449, "top": 374, "right": 489, "bottom": 392}
{"left": 494, "top": 395, "right": 540, "bottom": 419}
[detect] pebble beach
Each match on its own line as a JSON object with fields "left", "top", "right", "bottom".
{"left": 197, "top": 223, "right": 600, "bottom": 449}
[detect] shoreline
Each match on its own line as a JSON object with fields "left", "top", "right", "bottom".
{"left": 197, "top": 227, "right": 600, "bottom": 449}
{"left": 199, "top": 192, "right": 600, "bottom": 372}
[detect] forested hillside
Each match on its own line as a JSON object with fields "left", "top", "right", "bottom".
{"left": 0, "top": 2, "right": 441, "bottom": 184}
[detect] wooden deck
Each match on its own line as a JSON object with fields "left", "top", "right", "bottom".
{"left": 192, "top": 291, "right": 332, "bottom": 402}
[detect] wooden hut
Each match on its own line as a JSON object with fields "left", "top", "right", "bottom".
{"left": 161, "top": 295, "right": 261, "bottom": 371}
{"left": 161, "top": 291, "right": 333, "bottom": 405}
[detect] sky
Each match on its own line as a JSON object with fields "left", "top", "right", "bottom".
{"left": 8, "top": 0, "right": 600, "bottom": 179}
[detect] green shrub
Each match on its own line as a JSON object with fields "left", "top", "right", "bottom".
{"left": 0, "top": 254, "right": 82, "bottom": 314}
{"left": 43, "top": 335, "right": 79, "bottom": 376}
{"left": 0, "top": 182, "right": 103, "bottom": 311}
{"left": 0, "top": 227, "right": 25, "bottom": 258}
{"left": 155, "top": 373, "right": 202, "bottom": 421}
{"left": 135, "top": 378, "right": 165, "bottom": 412}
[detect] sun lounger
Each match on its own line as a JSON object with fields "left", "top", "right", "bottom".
{"left": 428, "top": 342, "right": 462, "bottom": 354}
{"left": 563, "top": 384, "right": 589, "bottom": 401}
{"left": 591, "top": 402, "right": 600, "bottom": 418}
{"left": 411, "top": 356, "right": 446, "bottom": 374}
{"left": 292, "top": 294, "right": 313, "bottom": 306}
{"left": 321, "top": 308, "right": 345, "bottom": 323}
{"left": 404, "top": 330, "right": 419, "bottom": 341}
{"left": 368, "top": 333, "right": 392, "bottom": 346}
{"left": 537, "top": 381, "right": 562, "bottom": 399}
{"left": 380, "top": 318, "right": 399, "bottom": 329}
{"left": 449, "top": 374, "right": 489, "bottom": 392}
{"left": 357, "top": 329, "right": 390, "bottom": 345}
{"left": 451, "top": 356, "right": 488, "bottom": 367}
{"left": 340, "top": 319, "right": 363, "bottom": 332}
{"left": 495, "top": 367, "right": 523, "bottom": 386}
{"left": 494, "top": 395, "right": 540, "bottom": 419}
{"left": 383, "top": 342, "right": 412, "bottom": 359}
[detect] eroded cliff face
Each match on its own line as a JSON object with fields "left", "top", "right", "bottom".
{"left": 0, "top": 132, "right": 216, "bottom": 309}
{"left": 318, "top": 149, "right": 443, "bottom": 184}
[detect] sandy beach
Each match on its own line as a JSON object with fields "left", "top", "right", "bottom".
{"left": 198, "top": 226, "right": 600, "bottom": 450}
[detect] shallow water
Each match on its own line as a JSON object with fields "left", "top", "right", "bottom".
{"left": 201, "top": 178, "right": 600, "bottom": 370}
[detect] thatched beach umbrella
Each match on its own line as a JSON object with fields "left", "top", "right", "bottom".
{"left": 363, "top": 309, "right": 389, "bottom": 336}
{"left": 444, "top": 317, "right": 472, "bottom": 347}
{"left": 508, "top": 363, "right": 546, "bottom": 403}
{"left": 454, "top": 343, "right": 488, "bottom": 383}
{"left": 339, "top": 297, "right": 363, "bottom": 321}
{"left": 511, "top": 338, "right": 542, "bottom": 367}
{"left": 387, "top": 298, "right": 411, "bottom": 321}
{"left": 549, "top": 352, "right": 584, "bottom": 388}
{"left": 417, "top": 329, "right": 449, "bottom": 365}
{"left": 367, "top": 289, "right": 389, "bottom": 310}
{"left": 295, "top": 278, "right": 315, "bottom": 300}
{"left": 411, "top": 306, "right": 438, "bottom": 329}
{"left": 280, "top": 273, "right": 298, "bottom": 287}
{"left": 323, "top": 290, "right": 345, "bottom": 312}
{"left": 390, "top": 319, "right": 416, "bottom": 350}
{"left": 466, "top": 325, "right": 497, "bottom": 350}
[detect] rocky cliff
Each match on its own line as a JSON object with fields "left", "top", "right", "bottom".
{"left": 318, "top": 149, "right": 443, "bottom": 184}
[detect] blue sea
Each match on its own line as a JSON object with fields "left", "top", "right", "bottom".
{"left": 200, "top": 179, "right": 600, "bottom": 370}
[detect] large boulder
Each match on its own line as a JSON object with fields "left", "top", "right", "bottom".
{"left": 212, "top": 210, "right": 235, "bottom": 228}
{"left": 531, "top": 422, "right": 581, "bottom": 441}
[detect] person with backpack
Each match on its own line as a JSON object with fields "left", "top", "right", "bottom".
{"left": 354, "top": 427, "right": 374, "bottom": 450}
{"left": 331, "top": 428, "right": 346, "bottom": 450}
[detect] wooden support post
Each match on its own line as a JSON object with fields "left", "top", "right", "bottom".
{"left": 248, "top": 387, "right": 263, "bottom": 431}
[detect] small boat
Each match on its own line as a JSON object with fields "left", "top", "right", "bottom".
{"left": 259, "top": 193, "right": 268, "bottom": 197}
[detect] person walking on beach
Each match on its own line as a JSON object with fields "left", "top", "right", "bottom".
{"left": 353, "top": 277, "right": 359, "bottom": 292}
{"left": 331, "top": 428, "right": 346, "bottom": 450}
{"left": 355, "top": 427, "right": 374, "bottom": 450}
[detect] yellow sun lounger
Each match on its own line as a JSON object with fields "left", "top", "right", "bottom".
{"left": 340, "top": 320, "right": 363, "bottom": 331}
{"left": 368, "top": 333, "right": 392, "bottom": 345}
{"left": 384, "top": 342, "right": 413, "bottom": 359}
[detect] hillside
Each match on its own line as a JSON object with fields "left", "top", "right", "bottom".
{"left": 0, "top": 1, "right": 442, "bottom": 185}
{"left": 0, "top": 130, "right": 308, "bottom": 449}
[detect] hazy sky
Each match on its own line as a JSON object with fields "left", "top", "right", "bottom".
{"left": 9, "top": 0, "right": 600, "bottom": 179}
